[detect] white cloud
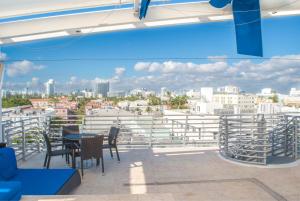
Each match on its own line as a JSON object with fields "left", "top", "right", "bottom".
{"left": 115, "top": 67, "right": 126, "bottom": 76}
{"left": 134, "top": 62, "right": 151, "bottom": 71}
{"left": 6, "top": 60, "right": 44, "bottom": 77}
{"left": 5, "top": 54, "right": 300, "bottom": 93}
{"left": 134, "top": 61, "right": 228, "bottom": 74}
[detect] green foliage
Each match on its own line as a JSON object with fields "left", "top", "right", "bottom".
{"left": 105, "top": 95, "right": 143, "bottom": 105}
{"left": 146, "top": 106, "right": 152, "bottom": 113}
{"left": 148, "top": 95, "right": 161, "bottom": 106}
{"left": 170, "top": 96, "right": 188, "bottom": 109}
{"left": 2, "top": 95, "right": 32, "bottom": 108}
{"left": 271, "top": 94, "right": 279, "bottom": 103}
{"left": 75, "top": 98, "right": 91, "bottom": 115}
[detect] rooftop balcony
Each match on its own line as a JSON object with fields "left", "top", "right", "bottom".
{"left": 2, "top": 110, "right": 300, "bottom": 200}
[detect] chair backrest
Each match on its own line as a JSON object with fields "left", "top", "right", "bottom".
{"left": 62, "top": 125, "right": 80, "bottom": 144}
{"left": 108, "top": 126, "right": 120, "bottom": 145}
{"left": 42, "top": 133, "right": 52, "bottom": 154}
{"left": 62, "top": 125, "right": 80, "bottom": 136}
{"left": 80, "top": 135, "right": 104, "bottom": 160}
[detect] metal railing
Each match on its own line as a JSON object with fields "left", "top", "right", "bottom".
{"left": 219, "top": 114, "right": 300, "bottom": 165}
{"left": 2, "top": 116, "right": 48, "bottom": 160}
{"left": 2, "top": 113, "right": 220, "bottom": 160}
{"left": 3, "top": 112, "right": 300, "bottom": 164}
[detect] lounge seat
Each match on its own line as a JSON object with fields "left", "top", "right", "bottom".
{"left": 0, "top": 181, "right": 22, "bottom": 201}
{"left": 0, "top": 147, "right": 81, "bottom": 199}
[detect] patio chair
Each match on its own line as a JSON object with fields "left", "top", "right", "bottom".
{"left": 43, "top": 133, "right": 73, "bottom": 169}
{"left": 62, "top": 125, "right": 80, "bottom": 159}
{"left": 79, "top": 135, "right": 104, "bottom": 177}
{"left": 103, "top": 127, "right": 120, "bottom": 162}
{"left": 62, "top": 125, "right": 80, "bottom": 146}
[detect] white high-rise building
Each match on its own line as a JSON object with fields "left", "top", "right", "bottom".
{"left": 94, "top": 81, "right": 109, "bottom": 97}
{"left": 45, "top": 79, "right": 55, "bottom": 97}
{"left": 160, "top": 87, "right": 168, "bottom": 97}
{"left": 200, "top": 87, "right": 214, "bottom": 103}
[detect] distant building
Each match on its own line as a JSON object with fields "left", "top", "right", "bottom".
{"left": 201, "top": 87, "right": 214, "bottom": 103}
{"left": 186, "top": 90, "right": 201, "bottom": 98}
{"left": 217, "top": 85, "right": 240, "bottom": 94}
{"left": 54, "top": 108, "right": 70, "bottom": 119}
{"left": 30, "top": 99, "right": 50, "bottom": 109}
{"left": 45, "top": 79, "right": 55, "bottom": 97}
{"left": 94, "top": 81, "right": 109, "bottom": 97}
{"left": 108, "top": 91, "right": 125, "bottom": 98}
{"left": 257, "top": 103, "right": 282, "bottom": 114}
{"left": 160, "top": 87, "right": 168, "bottom": 97}
{"left": 290, "top": 88, "right": 300, "bottom": 97}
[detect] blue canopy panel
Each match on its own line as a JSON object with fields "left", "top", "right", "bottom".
{"left": 209, "top": 0, "right": 231, "bottom": 8}
{"left": 233, "top": 0, "right": 263, "bottom": 57}
{"left": 139, "top": 0, "right": 151, "bottom": 19}
{"left": 209, "top": 0, "right": 263, "bottom": 57}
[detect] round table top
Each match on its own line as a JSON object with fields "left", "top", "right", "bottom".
{"left": 64, "top": 133, "right": 99, "bottom": 141}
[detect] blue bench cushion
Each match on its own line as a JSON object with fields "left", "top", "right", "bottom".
{"left": 0, "top": 148, "right": 18, "bottom": 180}
{"left": 0, "top": 181, "right": 22, "bottom": 201}
{"left": 10, "top": 169, "right": 76, "bottom": 195}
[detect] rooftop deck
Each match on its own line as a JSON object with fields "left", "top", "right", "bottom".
{"left": 20, "top": 147, "right": 300, "bottom": 201}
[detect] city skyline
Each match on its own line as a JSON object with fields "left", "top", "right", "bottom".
{"left": 1, "top": 16, "right": 300, "bottom": 93}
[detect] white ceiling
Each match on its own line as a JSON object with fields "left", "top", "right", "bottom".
{"left": 0, "top": 0, "right": 133, "bottom": 19}
{"left": 0, "top": 0, "right": 299, "bottom": 44}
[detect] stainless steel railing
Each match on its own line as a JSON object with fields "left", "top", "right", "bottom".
{"left": 3, "top": 116, "right": 48, "bottom": 160}
{"left": 3, "top": 113, "right": 220, "bottom": 160}
{"left": 219, "top": 114, "right": 300, "bottom": 165}
{"left": 3, "top": 112, "right": 300, "bottom": 164}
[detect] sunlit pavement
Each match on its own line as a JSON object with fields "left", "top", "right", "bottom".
{"left": 20, "top": 147, "right": 300, "bottom": 201}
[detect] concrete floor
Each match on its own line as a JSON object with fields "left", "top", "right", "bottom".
{"left": 20, "top": 147, "right": 300, "bottom": 201}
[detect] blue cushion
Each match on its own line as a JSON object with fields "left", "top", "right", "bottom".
{"left": 0, "top": 148, "right": 18, "bottom": 180}
{"left": 10, "top": 169, "right": 76, "bottom": 195}
{"left": 0, "top": 181, "right": 22, "bottom": 201}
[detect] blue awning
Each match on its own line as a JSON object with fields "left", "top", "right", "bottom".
{"left": 210, "top": 0, "right": 263, "bottom": 57}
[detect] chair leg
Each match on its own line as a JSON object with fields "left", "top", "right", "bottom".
{"left": 115, "top": 146, "right": 120, "bottom": 162}
{"left": 101, "top": 157, "right": 104, "bottom": 175}
{"left": 43, "top": 154, "right": 48, "bottom": 167}
{"left": 109, "top": 147, "right": 113, "bottom": 158}
{"left": 47, "top": 156, "right": 51, "bottom": 169}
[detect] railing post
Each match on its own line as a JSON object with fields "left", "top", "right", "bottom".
{"left": 183, "top": 115, "right": 188, "bottom": 146}
{"left": 294, "top": 118, "right": 298, "bottom": 160}
{"left": 224, "top": 117, "right": 229, "bottom": 155}
{"left": 284, "top": 116, "right": 288, "bottom": 156}
{"left": 37, "top": 117, "right": 41, "bottom": 153}
{"left": 257, "top": 114, "right": 267, "bottom": 165}
{"left": 21, "top": 120, "right": 26, "bottom": 161}
{"left": 149, "top": 116, "right": 153, "bottom": 148}
{"left": 171, "top": 119, "right": 174, "bottom": 142}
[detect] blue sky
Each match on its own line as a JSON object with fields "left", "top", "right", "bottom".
{"left": 1, "top": 15, "right": 300, "bottom": 93}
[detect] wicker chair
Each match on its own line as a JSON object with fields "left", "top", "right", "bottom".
{"left": 103, "top": 127, "right": 120, "bottom": 162}
{"left": 61, "top": 125, "right": 80, "bottom": 163}
{"left": 43, "top": 133, "right": 73, "bottom": 169}
{"left": 79, "top": 135, "right": 104, "bottom": 177}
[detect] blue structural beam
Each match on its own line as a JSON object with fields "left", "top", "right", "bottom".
{"left": 139, "top": 0, "right": 151, "bottom": 19}
{"left": 209, "top": 0, "right": 263, "bottom": 57}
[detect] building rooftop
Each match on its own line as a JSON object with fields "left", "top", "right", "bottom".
{"left": 20, "top": 147, "right": 300, "bottom": 201}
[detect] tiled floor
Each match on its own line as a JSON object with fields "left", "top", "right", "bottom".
{"left": 20, "top": 147, "right": 300, "bottom": 201}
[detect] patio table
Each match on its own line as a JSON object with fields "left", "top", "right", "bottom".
{"left": 64, "top": 133, "right": 100, "bottom": 168}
